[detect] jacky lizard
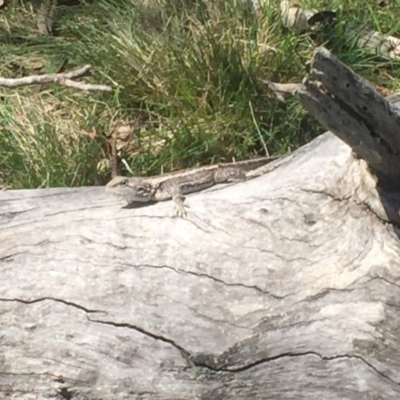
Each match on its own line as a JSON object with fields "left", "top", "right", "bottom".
{"left": 105, "top": 155, "right": 282, "bottom": 217}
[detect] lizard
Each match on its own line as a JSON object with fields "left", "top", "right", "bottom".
{"left": 105, "top": 155, "right": 283, "bottom": 217}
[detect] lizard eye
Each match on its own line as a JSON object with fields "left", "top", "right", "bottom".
{"left": 137, "top": 186, "right": 151, "bottom": 197}
{"left": 120, "top": 179, "right": 129, "bottom": 186}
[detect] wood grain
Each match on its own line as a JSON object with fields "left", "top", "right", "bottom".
{"left": 2, "top": 47, "right": 400, "bottom": 400}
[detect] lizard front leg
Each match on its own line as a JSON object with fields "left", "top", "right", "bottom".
{"left": 171, "top": 167, "right": 246, "bottom": 217}
{"left": 171, "top": 186, "right": 187, "bottom": 217}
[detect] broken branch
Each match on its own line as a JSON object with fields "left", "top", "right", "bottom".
{"left": 0, "top": 65, "right": 112, "bottom": 91}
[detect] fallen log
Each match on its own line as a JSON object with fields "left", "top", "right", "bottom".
{"left": 1, "top": 47, "right": 400, "bottom": 399}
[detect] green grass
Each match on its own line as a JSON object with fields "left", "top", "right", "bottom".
{"left": 0, "top": 0, "right": 399, "bottom": 188}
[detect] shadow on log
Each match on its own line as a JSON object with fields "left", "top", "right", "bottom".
{"left": 1, "top": 47, "right": 400, "bottom": 399}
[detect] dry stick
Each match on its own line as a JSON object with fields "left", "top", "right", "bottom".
{"left": 110, "top": 132, "right": 118, "bottom": 179}
{"left": 53, "top": 78, "right": 112, "bottom": 92}
{"left": 0, "top": 65, "right": 112, "bottom": 91}
{"left": 263, "top": 81, "right": 302, "bottom": 102}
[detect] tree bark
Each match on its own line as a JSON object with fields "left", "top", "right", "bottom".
{"left": 297, "top": 48, "right": 400, "bottom": 188}
{"left": 2, "top": 48, "right": 400, "bottom": 399}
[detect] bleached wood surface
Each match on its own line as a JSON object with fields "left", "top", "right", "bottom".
{"left": 2, "top": 130, "right": 400, "bottom": 399}
{"left": 2, "top": 48, "right": 400, "bottom": 399}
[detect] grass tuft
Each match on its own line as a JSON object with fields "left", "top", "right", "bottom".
{"left": 0, "top": 0, "right": 399, "bottom": 188}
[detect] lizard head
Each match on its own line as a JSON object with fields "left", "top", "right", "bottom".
{"left": 106, "top": 176, "right": 153, "bottom": 203}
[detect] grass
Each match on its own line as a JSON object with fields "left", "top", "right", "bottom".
{"left": 0, "top": 0, "right": 399, "bottom": 188}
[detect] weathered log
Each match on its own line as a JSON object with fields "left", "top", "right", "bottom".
{"left": 296, "top": 47, "right": 400, "bottom": 188}
{"left": 2, "top": 48, "right": 400, "bottom": 399}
